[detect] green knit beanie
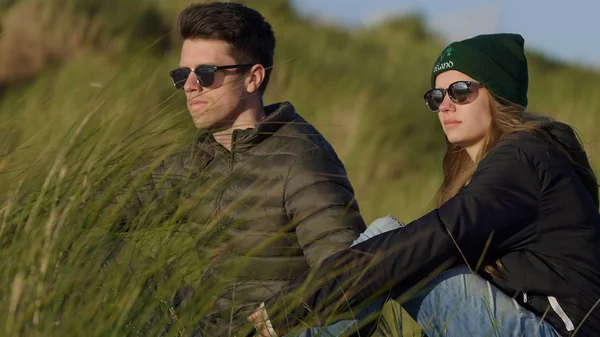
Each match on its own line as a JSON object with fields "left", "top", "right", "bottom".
{"left": 430, "top": 33, "right": 529, "bottom": 107}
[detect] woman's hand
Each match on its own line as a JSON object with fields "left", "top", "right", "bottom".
{"left": 247, "top": 302, "right": 280, "bottom": 337}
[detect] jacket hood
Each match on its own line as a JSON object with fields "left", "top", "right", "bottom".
{"left": 543, "top": 120, "right": 599, "bottom": 208}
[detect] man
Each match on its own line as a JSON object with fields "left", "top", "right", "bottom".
{"left": 137, "top": 2, "right": 367, "bottom": 336}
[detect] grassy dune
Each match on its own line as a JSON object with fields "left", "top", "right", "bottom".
{"left": 0, "top": 0, "right": 598, "bottom": 336}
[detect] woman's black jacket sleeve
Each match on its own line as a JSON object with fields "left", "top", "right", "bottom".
{"left": 264, "top": 141, "right": 541, "bottom": 332}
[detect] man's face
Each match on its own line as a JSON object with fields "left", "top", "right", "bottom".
{"left": 178, "top": 39, "right": 248, "bottom": 130}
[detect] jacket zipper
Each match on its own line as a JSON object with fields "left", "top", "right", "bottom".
{"left": 213, "top": 134, "right": 236, "bottom": 228}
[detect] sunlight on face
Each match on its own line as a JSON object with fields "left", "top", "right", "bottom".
{"left": 179, "top": 39, "right": 247, "bottom": 130}
{"left": 434, "top": 70, "right": 492, "bottom": 151}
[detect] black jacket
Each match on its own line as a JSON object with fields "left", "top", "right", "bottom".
{"left": 265, "top": 127, "right": 600, "bottom": 337}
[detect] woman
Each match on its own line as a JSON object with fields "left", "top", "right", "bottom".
{"left": 249, "top": 33, "right": 600, "bottom": 337}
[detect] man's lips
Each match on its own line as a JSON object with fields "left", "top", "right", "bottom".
{"left": 188, "top": 98, "right": 208, "bottom": 108}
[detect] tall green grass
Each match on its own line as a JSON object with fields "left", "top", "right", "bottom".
{"left": 0, "top": 0, "right": 598, "bottom": 336}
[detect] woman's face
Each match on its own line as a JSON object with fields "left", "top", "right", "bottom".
{"left": 433, "top": 70, "right": 492, "bottom": 154}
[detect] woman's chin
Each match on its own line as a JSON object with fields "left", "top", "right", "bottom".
{"left": 446, "top": 135, "right": 466, "bottom": 146}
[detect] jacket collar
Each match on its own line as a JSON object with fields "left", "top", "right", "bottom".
{"left": 194, "top": 101, "right": 297, "bottom": 153}
{"left": 232, "top": 101, "right": 296, "bottom": 150}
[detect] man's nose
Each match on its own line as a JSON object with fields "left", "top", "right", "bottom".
{"left": 184, "top": 72, "right": 201, "bottom": 92}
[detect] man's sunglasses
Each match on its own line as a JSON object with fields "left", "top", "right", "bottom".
{"left": 169, "top": 64, "right": 253, "bottom": 90}
{"left": 423, "top": 81, "right": 483, "bottom": 112}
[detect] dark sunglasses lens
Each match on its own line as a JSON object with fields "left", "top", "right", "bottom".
{"left": 170, "top": 68, "right": 190, "bottom": 89}
{"left": 425, "top": 89, "right": 445, "bottom": 111}
{"left": 449, "top": 81, "right": 471, "bottom": 103}
{"left": 194, "top": 68, "right": 215, "bottom": 88}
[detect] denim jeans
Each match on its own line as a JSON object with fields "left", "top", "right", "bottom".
{"left": 286, "top": 215, "right": 560, "bottom": 337}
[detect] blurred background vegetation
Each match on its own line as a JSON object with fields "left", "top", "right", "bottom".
{"left": 0, "top": 0, "right": 598, "bottom": 336}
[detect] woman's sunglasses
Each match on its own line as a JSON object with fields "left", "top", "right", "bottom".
{"left": 169, "top": 64, "right": 253, "bottom": 90}
{"left": 423, "top": 81, "right": 483, "bottom": 112}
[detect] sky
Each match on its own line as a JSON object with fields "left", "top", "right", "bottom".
{"left": 292, "top": 0, "right": 600, "bottom": 69}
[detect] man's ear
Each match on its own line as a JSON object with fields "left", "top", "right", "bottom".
{"left": 245, "top": 64, "right": 266, "bottom": 94}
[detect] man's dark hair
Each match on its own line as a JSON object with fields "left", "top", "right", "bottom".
{"left": 177, "top": 2, "right": 276, "bottom": 95}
